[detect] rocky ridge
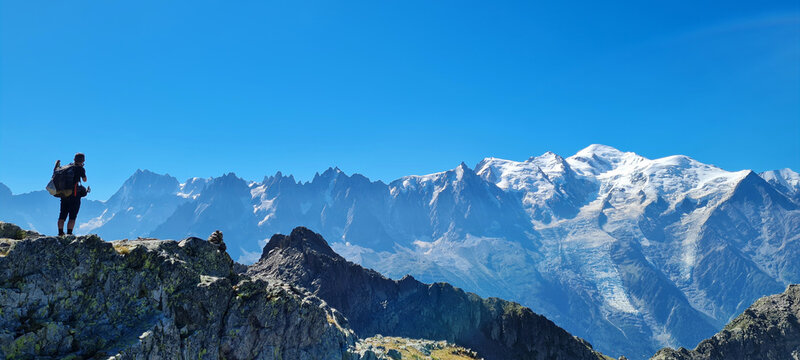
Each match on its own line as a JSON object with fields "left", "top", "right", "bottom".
{"left": 0, "top": 222, "right": 528, "bottom": 360}
{"left": 0, "top": 223, "right": 357, "bottom": 359}
{"left": 248, "top": 227, "right": 608, "bottom": 360}
{"left": 3, "top": 221, "right": 799, "bottom": 359}
{"left": 650, "top": 284, "right": 800, "bottom": 360}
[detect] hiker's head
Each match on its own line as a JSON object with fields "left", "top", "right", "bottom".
{"left": 74, "top": 153, "right": 85, "bottom": 165}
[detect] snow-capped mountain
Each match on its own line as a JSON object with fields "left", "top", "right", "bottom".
{"left": 475, "top": 151, "right": 595, "bottom": 223}
{"left": 1, "top": 145, "right": 797, "bottom": 360}
{"left": 79, "top": 170, "right": 195, "bottom": 239}
{"left": 760, "top": 168, "right": 800, "bottom": 203}
{"left": 150, "top": 172, "right": 262, "bottom": 255}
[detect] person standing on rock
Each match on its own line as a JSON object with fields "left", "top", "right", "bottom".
{"left": 55, "top": 153, "right": 88, "bottom": 236}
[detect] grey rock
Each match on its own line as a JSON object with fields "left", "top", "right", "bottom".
{"left": 0, "top": 229, "right": 357, "bottom": 359}
{"left": 650, "top": 284, "right": 800, "bottom": 360}
{"left": 0, "top": 222, "right": 39, "bottom": 240}
{"left": 386, "top": 349, "right": 402, "bottom": 359}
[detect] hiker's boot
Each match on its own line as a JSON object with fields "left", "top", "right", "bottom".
{"left": 58, "top": 229, "right": 65, "bottom": 236}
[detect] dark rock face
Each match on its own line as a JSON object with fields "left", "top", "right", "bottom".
{"left": 650, "top": 285, "right": 800, "bottom": 360}
{"left": 248, "top": 227, "right": 606, "bottom": 360}
{"left": 0, "top": 230, "right": 356, "bottom": 359}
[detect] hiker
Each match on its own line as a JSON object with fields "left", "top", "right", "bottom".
{"left": 54, "top": 153, "right": 88, "bottom": 236}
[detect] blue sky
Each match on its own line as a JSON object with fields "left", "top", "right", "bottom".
{"left": 1, "top": 0, "right": 798, "bottom": 200}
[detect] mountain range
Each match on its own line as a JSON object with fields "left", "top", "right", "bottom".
{"left": 2, "top": 144, "right": 798, "bottom": 359}
{"left": 2, "top": 222, "right": 797, "bottom": 359}
{"left": 0, "top": 223, "right": 608, "bottom": 359}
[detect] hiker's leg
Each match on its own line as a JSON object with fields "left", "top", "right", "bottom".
{"left": 58, "top": 198, "right": 68, "bottom": 235}
{"left": 66, "top": 198, "right": 80, "bottom": 235}
{"left": 67, "top": 219, "right": 76, "bottom": 234}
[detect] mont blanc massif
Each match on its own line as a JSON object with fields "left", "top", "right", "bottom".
{"left": 2, "top": 144, "right": 799, "bottom": 359}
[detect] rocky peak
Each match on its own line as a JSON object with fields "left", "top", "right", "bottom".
{"left": 312, "top": 166, "right": 345, "bottom": 183}
{"left": 261, "top": 170, "right": 298, "bottom": 186}
{"left": 129, "top": 170, "right": 175, "bottom": 189}
{"left": 650, "top": 284, "right": 800, "bottom": 360}
{"left": 0, "top": 182, "right": 12, "bottom": 199}
{"left": 249, "top": 227, "right": 607, "bottom": 360}
{"left": 260, "top": 226, "right": 340, "bottom": 261}
{"left": 728, "top": 170, "right": 798, "bottom": 211}
{"left": 106, "top": 170, "right": 181, "bottom": 206}
{"left": 213, "top": 172, "right": 245, "bottom": 185}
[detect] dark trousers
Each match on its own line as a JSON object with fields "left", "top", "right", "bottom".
{"left": 58, "top": 196, "right": 81, "bottom": 221}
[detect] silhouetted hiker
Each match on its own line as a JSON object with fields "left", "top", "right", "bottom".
{"left": 53, "top": 153, "right": 89, "bottom": 236}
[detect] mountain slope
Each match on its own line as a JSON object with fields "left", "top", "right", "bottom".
{"left": 248, "top": 227, "right": 607, "bottom": 360}
{"left": 760, "top": 168, "right": 800, "bottom": 204}
{"left": 650, "top": 284, "right": 800, "bottom": 360}
{"left": 150, "top": 173, "right": 262, "bottom": 254}
{"left": 79, "top": 169, "right": 192, "bottom": 239}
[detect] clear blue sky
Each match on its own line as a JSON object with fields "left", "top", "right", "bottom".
{"left": 1, "top": 0, "right": 798, "bottom": 200}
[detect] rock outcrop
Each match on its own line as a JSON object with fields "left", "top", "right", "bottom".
{"left": 0, "top": 228, "right": 356, "bottom": 359}
{"left": 0, "top": 222, "right": 40, "bottom": 241}
{"left": 248, "top": 227, "right": 607, "bottom": 360}
{"left": 650, "top": 284, "right": 800, "bottom": 360}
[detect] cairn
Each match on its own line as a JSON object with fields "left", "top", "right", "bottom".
{"left": 208, "top": 230, "right": 226, "bottom": 251}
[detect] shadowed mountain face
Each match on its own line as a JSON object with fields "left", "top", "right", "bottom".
{"left": 2, "top": 145, "right": 799, "bottom": 359}
{"left": 760, "top": 169, "right": 800, "bottom": 205}
{"left": 150, "top": 173, "right": 262, "bottom": 248}
{"left": 247, "top": 227, "right": 606, "bottom": 360}
{"left": 650, "top": 284, "right": 800, "bottom": 360}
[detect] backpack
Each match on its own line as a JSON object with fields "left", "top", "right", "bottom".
{"left": 47, "top": 164, "right": 77, "bottom": 198}
{"left": 75, "top": 184, "right": 88, "bottom": 198}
